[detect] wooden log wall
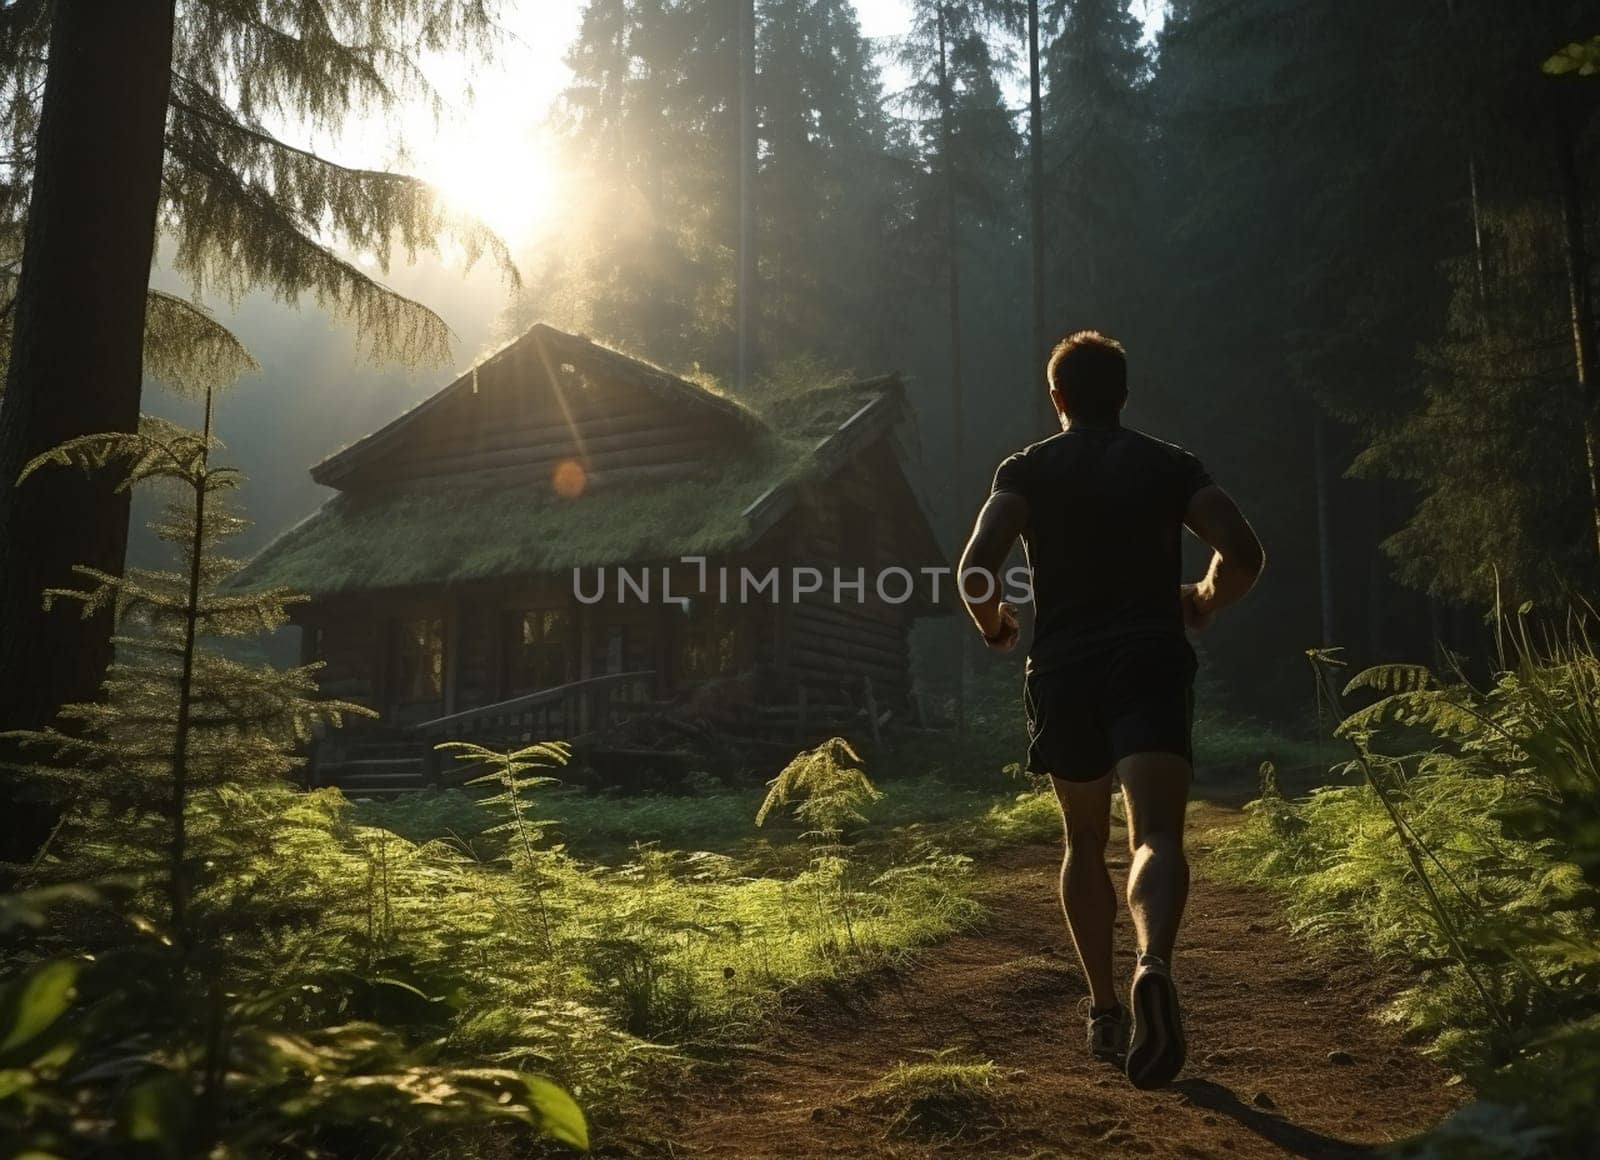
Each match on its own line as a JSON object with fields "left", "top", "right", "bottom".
{"left": 334, "top": 355, "right": 732, "bottom": 491}
{"left": 776, "top": 450, "right": 918, "bottom": 707}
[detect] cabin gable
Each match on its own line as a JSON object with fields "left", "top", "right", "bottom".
{"left": 311, "top": 325, "right": 756, "bottom": 493}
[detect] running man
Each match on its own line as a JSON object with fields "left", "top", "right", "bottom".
{"left": 957, "top": 330, "right": 1264, "bottom": 1089}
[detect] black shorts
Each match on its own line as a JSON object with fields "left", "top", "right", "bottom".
{"left": 1023, "top": 637, "right": 1197, "bottom": 783}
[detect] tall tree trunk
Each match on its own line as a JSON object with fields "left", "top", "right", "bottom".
{"left": 0, "top": 0, "right": 176, "bottom": 868}
{"left": 1467, "top": 153, "right": 1489, "bottom": 319}
{"left": 937, "top": 3, "right": 967, "bottom": 734}
{"left": 1443, "top": 0, "right": 1489, "bottom": 322}
{"left": 1313, "top": 414, "right": 1336, "bottom": 647}
{"left": 1027, "top": 0, "right": 1050, "bottom": 437}
{"left": 1554, "top": 99, "right": 1600, "bottom": 566}
{"left": 736, "top": 0, "right": 756, "bottom": 390}
{"left": 1367, "top": 489, "right": 1386, "bottom": 661}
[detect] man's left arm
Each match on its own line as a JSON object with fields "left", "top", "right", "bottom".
{"left": 957, "top": 491, "right": 1030, "bottom": 652}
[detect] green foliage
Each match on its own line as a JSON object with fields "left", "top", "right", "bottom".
{"left": 1212, "top": 628, "right": 1600, "bottom": 1152}
{"left": 0, "top": 1, "right": 518, "bottom": 380}
{"left": 757, "top": 737, "right": 882, "bottom": 837}
{"left": 445, "top": 740, "right": 572, "bottom": 862}
{"left": 857, "top": 1049, "right": 1007, "bottom": 1139}
{"left": 0, "top": 414, "right": 589, "bottom": 1157}
{"left": 142, "top": 292, "right": 260, "bottom": 398}
{"left": 757, "top": 738, "right": 911, "bottom": 959}
{"left": 1543, "top": 37, "right": 1600, "bottom": 77}
{"left": 1040, "top": 0, "right": 1153, "bottom": 336}
{"left": 950, "top": 779, "right": 1064, "bottom": 850}
{"left": 355, "top": 771, "right": 1066, "bottom": 866}
{"left": 532, "top": 0, "right": 908, "bottom": 379}
{"left": 337, "top": 756, "right": 991, "bottom": 1141}
{"left": 1351, "top": 199, "right": 1600, "bottom": 604}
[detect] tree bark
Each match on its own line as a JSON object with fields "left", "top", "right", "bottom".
{"left": 936, "top": 3, "right": 968, "bottom": 734}
{"left": 1027, "top": 0, "right": 1050, "bottom": 437}
{"left": 1367, "top": 488, "right": 1386, "bottom": 661}
{"left": 1313, "top": 414, "right": 1336, "bottom": 647}
{"left": 1554, "top": 99, "right": 1600, "bottom": 567}
{"left": 0, "top": 0, "right": 176, "bottom": 867}
{"left": 736, "top": 0, "right": 757, "bottom": 390}
{"left": 1442, "top": 0, "right": 1489, "bottom": 322}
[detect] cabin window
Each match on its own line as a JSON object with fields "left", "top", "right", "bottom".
{"left": 390, "top": 618, "right": 444, "bottom": 704}
{"left": 605, "top": 625, "right": 626, "bottom": 674}
{"left": 506, "top": 608, "right": 574, "bottom": 692}
{"left": 839, "top": 500, "right": 877, "bottom": 569}
{"left": 680, "top": 601, "right": 739, "bottom": 682}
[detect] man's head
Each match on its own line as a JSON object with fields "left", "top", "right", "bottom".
{"left": 1047, "top": 330, "right": 1127, "bottom": 425}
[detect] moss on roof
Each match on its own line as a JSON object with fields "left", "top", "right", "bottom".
{"left": 230, "top": 381, "right": 904, "bottom": 598}
{"left": 760, "top": 379, "right": 894, "bottom": 441}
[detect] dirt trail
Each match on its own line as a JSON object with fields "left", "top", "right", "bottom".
{"left": 642, "top": 820, "right": 1466, "bottom": 1158}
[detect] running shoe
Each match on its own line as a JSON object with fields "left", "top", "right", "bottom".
{"left": 1126, "top": 951, "right": 1186, "bottom": 1089}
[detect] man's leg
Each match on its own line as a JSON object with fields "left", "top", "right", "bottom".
{"left": 1116, "top": 752, "right": 1191, "bottom": 962}
{"left": 1049, "top": 771, "right": 1117, "bottom": 1011}
{"left": 1117, "top": 751, "right": 1192, "bottom": 1088}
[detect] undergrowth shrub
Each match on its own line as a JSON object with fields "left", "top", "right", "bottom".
{"left": 855, "top": 1050, "right": 1008, "bottom": 1140}
{"left": 325, "top": 735, "right": 986, "bottom": 1133}
{"left": 1212, "top": 628, "right": 1600, "bottom": 1157}
{"left": 0, "top": 411, "right": 587, "bottom": 1157}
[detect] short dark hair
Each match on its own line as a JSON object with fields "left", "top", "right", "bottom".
{"left": 1047, "top": 330, "right": 1128, "bottom": 422}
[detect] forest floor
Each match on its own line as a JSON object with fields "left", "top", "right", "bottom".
{"left": 626, "top": 787, "right": 1468, "bottom": 1159}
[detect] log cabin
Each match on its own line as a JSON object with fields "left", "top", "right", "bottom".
{"left": 230, "top": 324, "right": 952, "bottom": 787}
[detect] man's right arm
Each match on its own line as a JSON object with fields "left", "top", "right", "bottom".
{"left": 1183, "top": 484, "right": 1264, "bottom": 627}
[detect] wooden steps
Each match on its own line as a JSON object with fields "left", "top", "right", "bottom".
{"left": 312, "top": 742, "right": 431, "bottom": 796}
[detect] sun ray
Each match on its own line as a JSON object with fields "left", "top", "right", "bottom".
{"left": 418, "top": 118, "right": 564, "bottom": 251}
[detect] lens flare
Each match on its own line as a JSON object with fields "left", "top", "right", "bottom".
{"left": 552, "top": 459, "right": 587, "bottom": 499}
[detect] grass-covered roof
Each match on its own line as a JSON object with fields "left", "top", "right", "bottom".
{"left": 310, "top": 324, "right": 762, "bottom": 488}
{"left": 229, "top": 369, "right": 925, "bottom": 598}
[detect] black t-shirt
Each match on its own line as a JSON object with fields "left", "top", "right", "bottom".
{"left": 990, "top": 425, "right": 1212, "bottom": 674}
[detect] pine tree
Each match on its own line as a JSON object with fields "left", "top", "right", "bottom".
{"left": 1146, "top": 0, "right": 1600, "bottom": 682}
{"left": 1145, "top": 0, "right": 1460, "bottom": 687}
{"left": 1026, "top": 0, "right": 1051, "bottom": 432}
{"left": 895, "top": 0, "right": 1026, "bottom": 491}
{"left": 1341, "top": 0, "right": 1600, "bottom": 607}
{"left": 545, "top": 0, "right": 740, "bottom": 373}
{"left": 897, "top": 1, "right": 1025, "bottom": 730}
{"left": 0, "top": 0, "right": 516, "bottom": 865}
{"left": 755, "top": 0, "right": 899, "bottom": 373}
{"left": 1040, "top": 0, "right": 1151, "bottom": 339}
{"left": 539, "top": 0, "right": 901, "bottom": 380}
{"left": 1354, "top": 206, "right": 1597, "bottom": 605}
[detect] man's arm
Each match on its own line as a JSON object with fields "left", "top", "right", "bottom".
{"left": 958, "top": 491, "right": 1029, "bottom": 651}
{"left": 1182, "top": 484, "right": 1265, "bottom": 630}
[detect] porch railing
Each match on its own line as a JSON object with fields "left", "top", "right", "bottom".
{"left": 405, "top": 669, "right": 656, "bottom": 752}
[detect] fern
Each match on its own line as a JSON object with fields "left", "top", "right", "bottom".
{"left": 754, "top": 738, "right": 891, "bottom": 957}
{"left": 1343, "top": 662, "right": 1436, "bottom": 696}
{"left": 1217, "top": 627, "right": 1600, "bottom": 1153}
{"left": 445, "top": 739, "right": 572, "bottom": 951}
{"left": 756, "top": 737, "right": 883, "bottom": 838}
